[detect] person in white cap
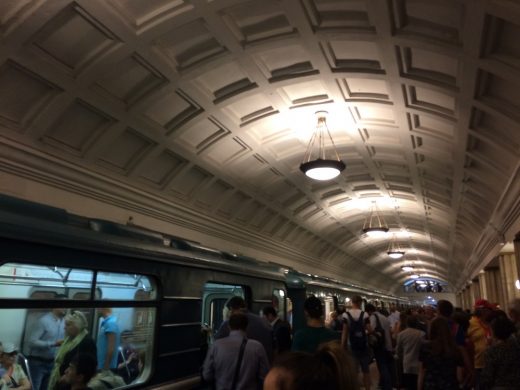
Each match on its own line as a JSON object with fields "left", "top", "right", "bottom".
{"left": 0, "top": 342, "right": 31, "bottom": 390}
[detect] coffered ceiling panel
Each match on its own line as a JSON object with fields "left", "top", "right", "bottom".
{"left": 1, "top": 0, "right": 520, "bottom": 294}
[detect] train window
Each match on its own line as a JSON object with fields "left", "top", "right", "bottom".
{"left": 95, "top": 272, "right": 157, "bottom": 300}
{"left": 1, "top": 307, "right": 155, "bottom": 388}
{"left": 0, "top": 263, "right": 93, "bottom": 299}
{"left": 272, "top": 289, "right": 286, "bottom": 320}
{"left": 202, "top": 282, "right": 244, "bottom": 338}
{"left": 0, "top": 263, "right": 158, "bottom": 389}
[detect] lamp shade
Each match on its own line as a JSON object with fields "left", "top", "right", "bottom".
{"left": 410, "top": 273, "right": 420, "bottom": 279}
{"left": 300, "top": 158, "right": 346, "bottom": 180}
{"left": 387, "top": 234, "right": 405, "bottom": 258}
{"left": 388, "top": 250, "right": 405, "bottom": 259}
{"left": 362, "top": 202, "right": 389, "bottom": 237}
{"left": 362, "top": 226, "right": 389, "bottom": 237}
{"left": 401, "top": 265, "right": 414, "bottom": 272}
{"left": 299, "top": 111, "right": 346, "bottom": 181}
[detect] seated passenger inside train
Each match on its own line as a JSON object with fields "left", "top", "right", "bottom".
{"left": 0, "top": 342, "right": 32, "bottom": 390}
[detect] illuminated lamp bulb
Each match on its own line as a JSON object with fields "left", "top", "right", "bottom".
{"left": 300, "top": 159, "right": 346, "bottom": 181}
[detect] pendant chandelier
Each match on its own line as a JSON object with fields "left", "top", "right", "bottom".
{"left": 299, "top": 111, "right": 346, "bottom": 181}
{"left": 362, "top": 201, "right": 389, "bottom": 237}
{"left": 387, "top": 234, "right": 405, "bottom": 258}
{"left": 401, "top": 264, "right": 414, "bottom": 272}
{"left": 410, "top": 273, "right": 420, "bottom": 279}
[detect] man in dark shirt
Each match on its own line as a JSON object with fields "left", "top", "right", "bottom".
{"left": 215, "top": 296, "right": 273, "bottom": 362}
{"left": 292, "top": 295, "right": 339, "bottom": 353}
{"left": 262, "top": 306, "right": 291, "bottom": 355}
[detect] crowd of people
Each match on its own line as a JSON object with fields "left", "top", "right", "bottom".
{"left": 0, "top": 307, "right": 143, "bottom": 390}
{"left": 3, "top": 297, "right": 519, "bottom": 389}
{"left": 202, "top": 296, "right": 520, "bottom": 390}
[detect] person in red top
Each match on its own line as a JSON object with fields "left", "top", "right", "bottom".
{"left": 467, "top": 299, "right": 494, "bottom": 390}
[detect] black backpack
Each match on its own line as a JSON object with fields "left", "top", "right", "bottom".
{"left": 346, "top": 311, "right": 367, "bottom": 351}
{"left": 368, "top": 313, "right": 385, "bottom": 350}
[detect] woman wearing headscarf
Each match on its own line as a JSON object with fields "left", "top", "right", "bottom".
{"left": 48, "top": 311, "right": 96, "bottom": 390}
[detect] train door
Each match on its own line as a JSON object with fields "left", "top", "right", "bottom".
{"left": 323, "top": 296, "right": 335, "bottom": 323}
{"left": 201, "top": 282, "right": 244, "bottom": 342}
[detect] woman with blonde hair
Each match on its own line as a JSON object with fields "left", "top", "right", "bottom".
{"left": 48, "top": 311, "right": 96, "bottom": 390}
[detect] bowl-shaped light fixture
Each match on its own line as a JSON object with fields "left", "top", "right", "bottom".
{"left": 387, "top": 234, "right": 405, "bottom": 258}
{"left": 299, "top": 111, "right": 346, "bottom": 181}
{"left": 401, "top": 265, "right": 414, "bottom": 272}
{"left": 362, "top": 226, "right": 390, "bottom": 237}
{"left": 362, "top": 202, "right": 389, "bottom": 237}
{"left": 300, "top": 158, "right": 346, "bottom": 181}
{"left": 388, "top": 250, "right": 405, "bottom": 259}
{"left": 410, "top": 273, "right": 420, "bottom": 279}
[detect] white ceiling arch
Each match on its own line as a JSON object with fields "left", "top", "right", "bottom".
{"left": 1, "top": 0, "right": 520, "bottom": 294}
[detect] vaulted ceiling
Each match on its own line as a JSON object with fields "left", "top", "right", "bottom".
{"left": 1, "top": 0, "right": 520, "bottom": 294}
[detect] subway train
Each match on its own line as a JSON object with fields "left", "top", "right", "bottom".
{"left": 0, "top": 194, "right": 406, "bottom": 389}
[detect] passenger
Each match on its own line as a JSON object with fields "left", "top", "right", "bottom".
{"left": 58, "top": 354, "right": 96, "bottom": 390}
{"left": 341, "top": 295, "right": 371, "bottom": 390}
{"left": 366, "top": 304, "right": 394, "bottom": 390}
{"left": 87, "top": 371, "right": 125, "bottom": 390}
{"left": 203, "top": 313, "right": 269, "bottom": 390}
{"left": 0, "top": 342, "right": 31, "bottom": 390}
{"left": 436, "top": 300, "right": 472, "bottom": 388}
{"left": 480, "top": 316, "right": 520, "bottom": 390}
{"left": 215, "top": 296, "right": 273, "bottom": 362}
{"left": 467, "top": 299, "right": 494, "bottom": 389}
{"left": 263, "top": 341, "right": 359, "bottom": 390}
{"left": 292, "top": 296, "right": 339, "bottom": 353}
{"left": 27, "top": 302, "right": 66, "bottom": 390}
{"left": 418, "top": 317, "right": 463, "bottom": 390}
{"left": 262, "top": 306, "right": 291, "bottom": 355}
{"left": 96, "top": 309, "right": 120, "bottom": 372}
{"left": 49, "top": 311, "right": 96, "bottom": 390}
{"left": 396, "top": 315, "right": 425, "bottom": 390}
{"left": 115, "top": 331, "right": 139, "bottom": 384}
{"left": 327, "top": 311, "right": 343, "bottom": 333}
{"left": 509, "top": 298, "right": 520, "bottom": 344}
{"left": 388, "top": 304, "right": 401, "bottom": 330}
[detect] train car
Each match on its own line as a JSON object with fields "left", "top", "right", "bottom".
{"left": 0, "top": 195, "right": 405, "bottom": 389}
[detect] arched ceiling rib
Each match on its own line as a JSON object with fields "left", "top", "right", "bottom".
{"left": 1, "top": 0, "right": 520, "bottom": 293}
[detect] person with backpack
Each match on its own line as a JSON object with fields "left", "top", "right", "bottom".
{"left": 366, "top": 304, "right": 394, "bottom": 390}
{"left": 341, "top": 295, "right": 371, "bottom": 390}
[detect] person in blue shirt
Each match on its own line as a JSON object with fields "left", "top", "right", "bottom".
{"left": 96, "top": 308, "right": 120, "bottom": 371}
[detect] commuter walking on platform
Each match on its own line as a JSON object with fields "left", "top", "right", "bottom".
{"left": 262, "top": 306, "right": 291, "bottom": 355}
{"left": 264, "top": 341, "right": 359, "bottom": 390}
{"left": 27, "top": 304, "right": 66, "bottom": 390}
{"left": 215, "top": 296, "right": 274, "bottom": 362}
{"left": 341, "top": 295, "right": 371, "bottom": 390}
{"left": 203, "top": 313, "right": 269, "bottom": 390}
{"left": 480, "top": 316, "right": 520, "bottom": 390}
{"left": 467, "top": 299, "right": 494, "bottom": 389}
{"left": 366, "top": 304, "right": 394, "bottom": 390}
{"left": 292, "top": 296, "right": 339, "bottom": 353}
{"left": 418, "top": 317, "right": 463, "bottom": 390}
{"left": 396, "top": 315, "right": 425, "bottom": 390}
{"left": 508, "top": 298, "right": 520, "bottom": 336}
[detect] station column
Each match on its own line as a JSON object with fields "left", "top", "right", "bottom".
{"left": 498, "top": 250, "right": 519, "bottom": 312}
